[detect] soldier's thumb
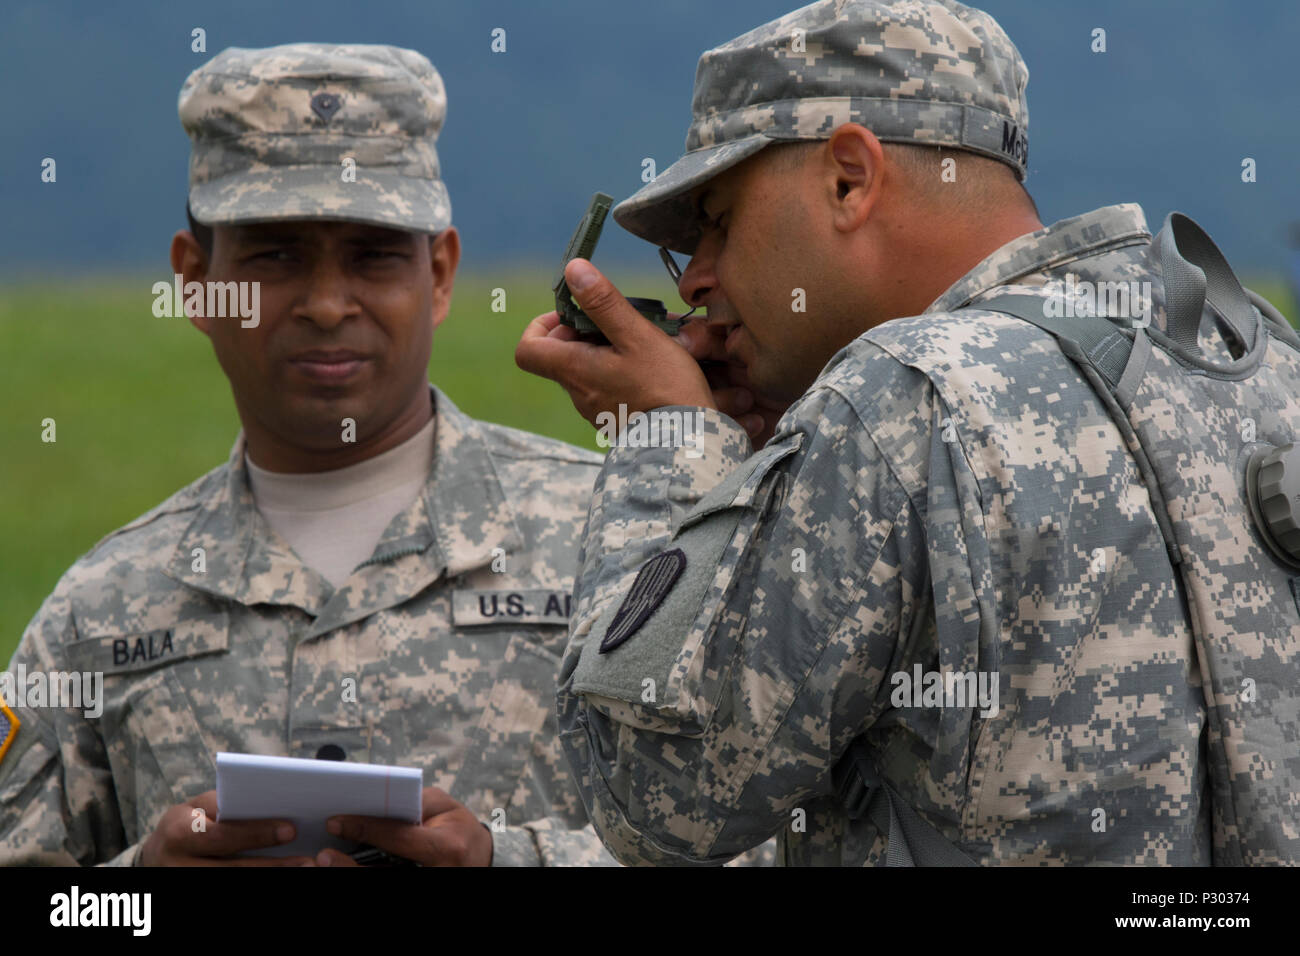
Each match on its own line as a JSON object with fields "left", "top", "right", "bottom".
{"left": 565, "top": 259, "right": 638, "bottom": 344}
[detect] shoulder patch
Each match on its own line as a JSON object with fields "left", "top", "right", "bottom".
{"left": 600, "top": 549, "right": 686, "bottom": 654}
{"left": 0, "top": 700, "right": 19, "bottom": 768}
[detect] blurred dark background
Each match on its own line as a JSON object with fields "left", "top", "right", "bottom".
{"left": 2, "top": 0, "right": 1298, "bottom": 277}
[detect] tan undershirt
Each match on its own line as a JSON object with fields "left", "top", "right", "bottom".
{"left": 245, "top": 415, "right": 436, "bottom": 588}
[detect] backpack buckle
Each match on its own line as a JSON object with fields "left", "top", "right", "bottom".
{"left": 832, "top": 739, "right": 881, "bottom": 820}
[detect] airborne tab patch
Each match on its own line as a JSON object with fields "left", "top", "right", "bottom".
{"left": 600, "top": 549, "right": 686, "bottom": 654}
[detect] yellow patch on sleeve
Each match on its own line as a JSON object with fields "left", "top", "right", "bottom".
{"left": 0, "top": 700, "right": 19, "bottom": 767}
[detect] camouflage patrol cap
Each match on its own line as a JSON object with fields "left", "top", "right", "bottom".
{"left": 179, "top": 43, "right": 451, "bottom": 232}
{"left": 613, "top": 0, "right": 1029, "bottom": 253}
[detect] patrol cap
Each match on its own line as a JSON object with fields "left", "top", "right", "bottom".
{"left": 613, "top": 0, "right": 1030, "bottom": 253}
{"left": 178, "top": 43, "right": 451, "bottom": 233}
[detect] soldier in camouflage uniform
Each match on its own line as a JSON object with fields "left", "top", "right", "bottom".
{"left": 516, "top": 0, "right": 1258, "bottom": 864}
{"left": 0, "top": 43, "right": 620, "bottom": 867}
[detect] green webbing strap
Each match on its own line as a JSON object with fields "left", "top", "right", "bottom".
{"left": 833, "top": 739, "right": 977, "bottom": 866}
{"left": 974, "top": 294, "right": 1137, "bottom": 389}
{"left": 975, "top": 293, "right": 1184, "bottom": 570}
{"left": 1152, "top": 212, "right": 1258, "bottom": 357}
{"left": 1247, "top": 287, "right": 1300, "bottom": 353}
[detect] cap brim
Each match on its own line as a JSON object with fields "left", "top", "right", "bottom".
{"left": 612, "top": 134, "right": 772, "bottom": 255}
{"left": 190, "top": 166, "right": 451, "bottom": 233}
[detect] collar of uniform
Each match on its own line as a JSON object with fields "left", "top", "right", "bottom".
{"left": 926, "top": 203, "right": 1151, "bottom": 313}
{"left": 304, "top": 385, "right": 524, "bottom": 640}
{"left": 419, "top": 384, "right": 523, "bottom": 576}
{"left": 161, "top": 423, "right": 330, "bottom": 614}
{"left": 163, "top": 383, "right": 522, "bottom": 616}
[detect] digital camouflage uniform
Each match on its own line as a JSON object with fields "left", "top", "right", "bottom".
{"left": 1, "top": 44, "right": 616, "bottom": 868}
{"left": 0, "top": 42, "right": 778, "bottom": 869}
{"left": 180, "top": 43, "right": 454, "bottom": 234}
{"left": 613, "top": 0, "right": 1031, "bottom": 256}
{"left": 555, "top": 1, "right": 1274, "bottom": 865}
{"left": 0, "top": 385, "right": 621, "bottom": 866}
{"left": 561, "top": 203, "right": 1248, "bottom": 865}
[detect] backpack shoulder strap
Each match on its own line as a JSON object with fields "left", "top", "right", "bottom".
{"left": 974, "top": 293, "right": 1183, "bottom": 570}
{"left": 973, "top": 293, "right": 1140, "bottom": 392}
{"left": 972, "top": 293, "right": 1154, "bottom": 409}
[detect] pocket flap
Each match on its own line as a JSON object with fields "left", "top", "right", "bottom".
{"left": 677, "top": 433, "right": 804, "bottom": 531}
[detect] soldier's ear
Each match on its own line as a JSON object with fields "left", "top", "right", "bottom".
{"left": 826, "top": 124, "right": 883, "bottom": 233}
{"left": 429, "top": 227, "right": 460, "bottom": 329}
{"left": 169, "top": 230, "right": 213, "bottom": 336}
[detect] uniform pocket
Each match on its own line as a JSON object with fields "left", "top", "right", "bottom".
{"left": 64, "top": 610, "right": 230, "bottom": 839}
{"left": 452, "top": 635, "right": 567, "bottom": 823}
{"left": 571, "top": 434, "right": 804, "bottom": 734}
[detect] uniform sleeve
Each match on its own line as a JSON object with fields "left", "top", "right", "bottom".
{"left": 486, "top": 817, "right": 772, "bottom": 866}
{"left": 489, "top": 818, "right": 619, "bottom": 866}
{"left": 0, "top": 584, "right": 133, "bottom": 866}
{"left": 557, "top": 367, "right": 930, "bottom": 865}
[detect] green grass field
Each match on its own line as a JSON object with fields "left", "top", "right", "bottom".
{"left": 0, "top": 268, "right": 688, "bottom": 660}
{"left": 2, "top": 274, "right": 1295, "bottom": 661}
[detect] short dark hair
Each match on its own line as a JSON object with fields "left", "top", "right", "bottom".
{"left": 186, "top": 203, "right": 213, "bottom": 257}
{"left": 765, "top": 139, "right": 1039, "bottom": 219}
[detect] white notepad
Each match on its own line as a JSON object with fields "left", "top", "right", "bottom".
{"left": 216, "top": 752, "right": 423, "bottom": 858}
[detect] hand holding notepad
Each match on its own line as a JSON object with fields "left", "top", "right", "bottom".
{"left": 215, "top": 752, "right": 423, "bottom": 858}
